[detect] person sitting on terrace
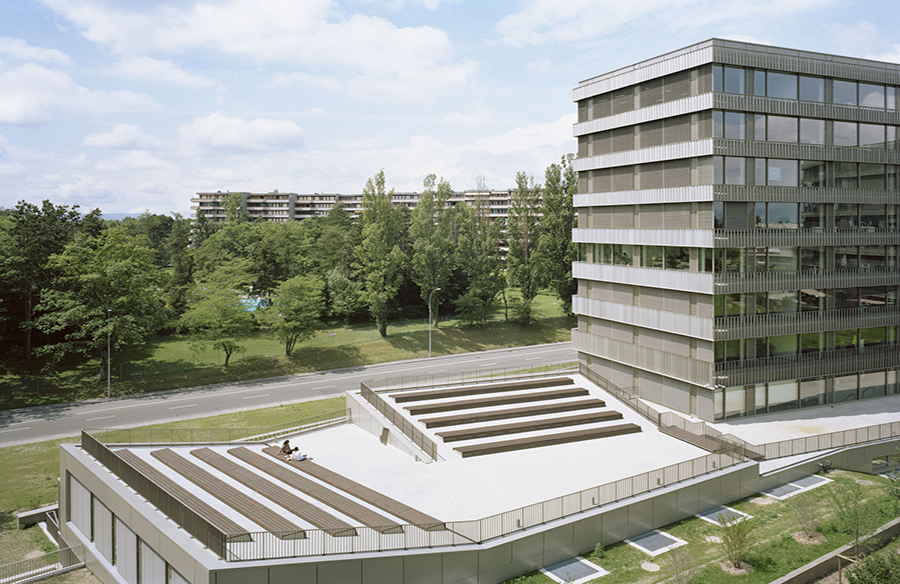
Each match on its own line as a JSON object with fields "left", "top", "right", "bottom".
{"left": 279, "top": 440, "right": 292, "bottom": 458}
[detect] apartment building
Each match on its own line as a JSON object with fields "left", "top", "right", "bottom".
{"left": 572, "top": 39, "right": 900, "bottom": 421}
{"left": 190, "top": 189, "right": 514, "bottom": 223}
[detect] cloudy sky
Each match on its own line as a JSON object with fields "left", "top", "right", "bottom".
{"left": 1, "top": 0, "right": 898, "bottom": 216}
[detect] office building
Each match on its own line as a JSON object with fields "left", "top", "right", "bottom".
{"left": 572, "top": 39, "right": 900, "bottom": 421}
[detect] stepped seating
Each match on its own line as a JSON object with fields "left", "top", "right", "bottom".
{"left": 115, "top": 450, "right": 250, "bottom": 541}
{"left": 151, "top": 449, "right": 305, "bottom": 538}
{"left": 390, "top": 377, "right": 574, "bottom": 403}
{"left": 228, "top": 447, "right": 403, "bottom": 533}
{"left": 190, "top": 448, "right": 357, "bottom": 536}
{"left": 419, "top": 398, "right": 607, "bottom": 429}
{"left": 453, "top": 423, "right": 642, "bottom": 458}
{"left": 435, "top": 410, "right": 625, "bottom": 443}
{"left": 261, "top": 446, "right": 443, "bottom": 528}
{"left": 404, "top": 387, "right": 590, "bottom": 416}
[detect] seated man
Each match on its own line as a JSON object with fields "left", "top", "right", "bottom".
{"left": 289, "top": 447, "right": 309, "bottom": 462}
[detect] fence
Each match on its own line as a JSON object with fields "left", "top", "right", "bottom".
{"left": 578, "top": 361, "right": 665, "bottom": 425}
{"left": 757, "top": 421, "right": 900, "bottom": 460}
{"left": 359, "top": 383, "right": 439, "bottom": 461}
{"left": 83, "top": 409, "right": 350, "bottom": 446}
{"left": 223, "top": 446, "right": 746, "bottom": 561}
{"left": 0, "top": 544, "right": 83, "bottom": 584}
{"left": 362, "top": 361, "right": 578, "bottom": 393}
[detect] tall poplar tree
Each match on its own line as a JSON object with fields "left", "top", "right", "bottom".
{"left": 355, "top": 170, "right": 406, "bottom": 337}
{"left": 537, "top": 154, "right": 578, "bottom": 315}
{"left": 507, "top": 172, "right": 544, "bottom": 324}
{"left": 454, "top": 200, "right": 505, "bottom": 325}
{"left": 410, "top": 174, "right": 454, "bottom": 326}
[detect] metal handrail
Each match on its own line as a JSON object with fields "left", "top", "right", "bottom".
{"left": 362, "top": 361, "right": 578, "bottom": 393}
{"left": 0, "top": 544, "right": 84, "bottom": 583}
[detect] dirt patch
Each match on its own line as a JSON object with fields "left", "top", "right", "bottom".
{"left": 23, "top": 550, "right": 44, "bottom": 560}
{"left": 720, "top": 561, "right": 754, "bottom": 576}
{"left": 856, "top": 480, "right": 874, "bottom": 486}
{"left": 704, "top": 535, "right": 723, "bottom": 544}
{"left": 792, "top": 531, "right": 827, "bottom": 545}
{"left": 750, "top": 496, "right": 773, "bottom": 505}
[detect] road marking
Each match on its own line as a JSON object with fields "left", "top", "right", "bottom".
{"left": 312, "top": 385, "right": 335, "bottom": 390}
{"left": 0, "top": 427, "right": 30, "bottom": 433}
{"left": 242, "top": 394, "right": 270, "bottom": 400}
{"left": 431, "top": 370, "right": 447, "bottom": 373}
{"left": 86, "top": 415, "right": 116, "bottom": 422}
{"left": 9, "top": 420, "right": 40, "bottom": 426}
{"left": 169, "top": 404, "right": 198, "bottom": 410}
{"left": 526, "top": 357, "right": 543, "bottom": 361}
{"left": 478, "top": 363, "right": 498, "bottom": 367}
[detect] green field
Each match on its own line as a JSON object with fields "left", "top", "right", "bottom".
{"left": 2, "top": 292, "right": 574, "bottom": 409}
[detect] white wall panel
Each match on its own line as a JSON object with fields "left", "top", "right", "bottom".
{"left": 573, "top": 228, "right": 714, "bottom": 247}
{"left": 92, "top": 498, "right": 113, "bottom": 563}
{"left": 171, "top": 568, "right": 191, "bottom": 584}
{"left": 574, "top": 186, "right": 714, "bottom": 208}
{"left": 573, "top": 94, "right": 714, "bottom": 136}
{"left": 573, "top": 296, "right": 714, "bottom": 340}
{"left": 573, "top": 140, "right": 714, "bottom": 172}
{"left": 69, "top": 475, "right": 91, "bottom": 537}
{"left": 573, "top": 262, "right": 714, "bottom": 294}
{"left": 140, "top": 541, "right": 165, "bottom": 584}
{"left": 115, "top": 518, "right": 138, "bottom": 584}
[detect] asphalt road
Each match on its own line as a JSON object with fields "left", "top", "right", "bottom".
{"left": 0, "top": 342, "right": 575, "bottom": 447}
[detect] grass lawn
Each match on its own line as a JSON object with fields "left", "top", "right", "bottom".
{"left": 1, "top": 291, "right": 574, "bottom": 410}
{"left": 502, "top": 469, "right": 899, "bottom": 584}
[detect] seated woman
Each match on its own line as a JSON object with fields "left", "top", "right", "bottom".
{"left": 279, "top": 440, "right": 292, "bottom": 458}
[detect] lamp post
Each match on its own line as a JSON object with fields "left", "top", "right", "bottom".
{"left": 428, "top": 288, "right": 441, "bottom": 358}
{"left": 107, "top": 309, "right": 111, "bottom": 399}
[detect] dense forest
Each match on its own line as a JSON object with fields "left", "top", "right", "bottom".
{"left": 0, "top": 156, "right": 576, "bottom": 374}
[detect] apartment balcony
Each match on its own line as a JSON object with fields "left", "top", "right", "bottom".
{"left": 714, "top": 344, "right": 900, "bottom": 387}
{"left": 715, "top": 306, "right": 900, "bottom": 340}
{"left": 714, "top": 267, "right": 898, "bottom": 293}
{"left": 715, "top": 228, "right": 899, "bottom": 247}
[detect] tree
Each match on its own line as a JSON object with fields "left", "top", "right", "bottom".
{"left": 454, "top": 201, "right": 505, "bottom": 326}
{"left": 326, "top": 267, "right": 366, "bottom": 322}
{"left": 260, "top": 275, "right": 325, "bottom": 356}
{"left": 847, "top": 550, "right": 900, "bottom": 584}
{"left": 537, "top": 154, "right": 578, "bottom": 315}
{"left": 410, "top": 175, "right": 454, "bottom": 326}
{"left": 826, "top": 481, "right": 879, "bottom": 558}
{"left": 181, "top": 261, "right": 256, "bottom": 367}
{"left": 120, "top": 212, "right": 174, "bottom": 267}
{"left": 223, "top": 193, "right": 250, "bottom": 224}
{"left": 33, "top": 226, "right": 166, "bottom": 376}
{"left": 165, "top": 213, "right": 194, "bottom": 315}
{"left": 716, "top": 511, "right": 755, "bottom": 571}
{"left": 786, "top": 490, "right": 821, "bottom": 540}
{"left": 667, "top": 544, "right": 698, "bottom": 584}
{"left": 3, "top": 200, "right": 83, "bottom": 361}
{"left": 507, "top": 172, "right": 544, "bottom": 325}
{"left": 355, "top": 170, "right": 407, "bottom": 337}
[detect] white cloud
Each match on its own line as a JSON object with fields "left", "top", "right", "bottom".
{"left": 0, "top": 37, "right": 71, "bottom": 64}
{"left": 107, "top": 56, "right": 217, "bottom": 88}
{"left": 94, "top": 150, "right": 177, "bottom": 171}
{"left": 494, "top": 0, "right": 833, "bottom": 46}
{"left": 0, "top": 64, "right": 157, "bottom": 125}
{"left": 83, "top": 124, "right": 165, "bottom": 149}
{"left": 42, "top": 0, "right": 476, "bottom": 101}
{"left": 178, "top": 113, "right": 304, "bottom": 151}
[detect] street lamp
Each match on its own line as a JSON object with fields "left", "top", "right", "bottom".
{"left": 107, "top": 309, "right": 111, "bottom": 399}
{"left": 428, "top": 288, "right": 441, "bottom": 358}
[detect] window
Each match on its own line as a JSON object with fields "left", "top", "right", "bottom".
{"left": 767, "top": 72, "right": 798, "bottom": 99}
{"left": 713, "top": 65, "right": 724, "bottom": 92}
{"left": 800, "top": 204, "right": 825, "bottom": 229}
{"left": 833, "top": 80, "right": 857, "bottom": 105}
{"left": 859, "top": 83, "right": 885, "bottom": 108}
{"left": 800, "top": 161, "right": 826, "bottom": 188}
{"left": 768, "top": 246, "right": 798, "bottom": 270}
{"left": 860, "top": 124, "right": 885, "bottom": 148}
{"left": 753, "top": 70, "right": 766, "bottom": 96}
{"left": 800, "top": 378, "right": 826, "bottom": 407}
{"left": 799, "top": 119, "right": 825, "bottom": 144}
{"left": 724, "top": 66, "right": 745, "bottom": 94}
{"left": 612, "top": 244, "right": 633, "bottom": 266}
{"left": 768, "top": 203, "right": 799, "bottom": 228}
{"left": 642, "top": 245, "right": 664, "bottom": 268}
{"left": 833, "top": 121, "right": 858, "bottom": 146}
{"left": 767, "top": 159, "right": 799, "bottom": 186}
{"left": 665, "top": 247, "right": 690, "bottom": 270}
{"left": 860, "top": 164, "right": 886, "bottom": 189}
{"left": 769, "top": 290, "right": 798, "bottom": 312}
{"left": 768, "top": 380, "right": 798, "bottom": 412}
{"left": 835, "top": 162, "right": 858, "bottom": 188}
{"left": 724, "top": 112, "right": 746, "bottom": 139}
{"left": 799, "top": 76, "right": 825, "bottom": 102}
{"left": 713, "top": 111, "right": 723, "bottom": 137}
{"left": 768, "top": 116, "right": 798, "bottom": 142}
{"left": 753, "top": 114, "right": 766, "bottom": 141}
{"left": 834, "top": 374, "right": 858, "bottom": 402}
{"left": 725, "top": 157, "right": 745, "bottom": 184}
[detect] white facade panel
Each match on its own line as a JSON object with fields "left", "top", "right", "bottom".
{"left": 92, "top": 498, "right": 113, "bottom": 563}
{"left": 573, "top": 228, "right": 715, "bottom": 247}
{"left": 573, "top": 296, "right": 714, "bottom": 340}
{"left": 70, "top": 475, "right": 91, "bottom": 537}
{"left": 171, "top": 568, "right": 191, "bottom": 584}
{"left": 573, "top": 262, "right": 714, "bottom": 294}
{"left": 573, "top": 139, "right": 714, "bottom": 172}
{"left": 115, "top": 518, "right": 138, "bottom": 584}
{"left": 141, "top": 541, "right": 166, "bottom": 584}
{"left": 574, "top": 186, "right": 715, "bottom": 208}
{"left": 573, "top": 93, "right": 714, "bottom": 136}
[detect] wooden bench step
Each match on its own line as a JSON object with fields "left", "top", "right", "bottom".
{"left": 228, "top": 447, "right": 402, "bottom": 533}
{"left": 453, "top": 423, "right": 642, "bottom": 458}
{"left": 405, "top": 388, "right": 590, "bottom": 416}
{"left": 115, "top": 450, "right": 249, "bottom": 540}
{"left": 436, "top": 410, "right": 625, "bottom": 443}
{"left": 191, "top": 448, "right": 357, "bottom": 536}
{"left": 420, "top": 399, "right": 606, "bottom": 429}
{"left": 151, "top": 449, "right": 305, "bottom": 538}
{"left": 260, "top": 446, "right": 442, "bottom": 528}
{"left": 391, "top": 377, "right": 574, "bottom": 403}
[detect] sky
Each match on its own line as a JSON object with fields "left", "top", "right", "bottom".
{"left": 1, "top": 0, "right": 899, "bottom": 216}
